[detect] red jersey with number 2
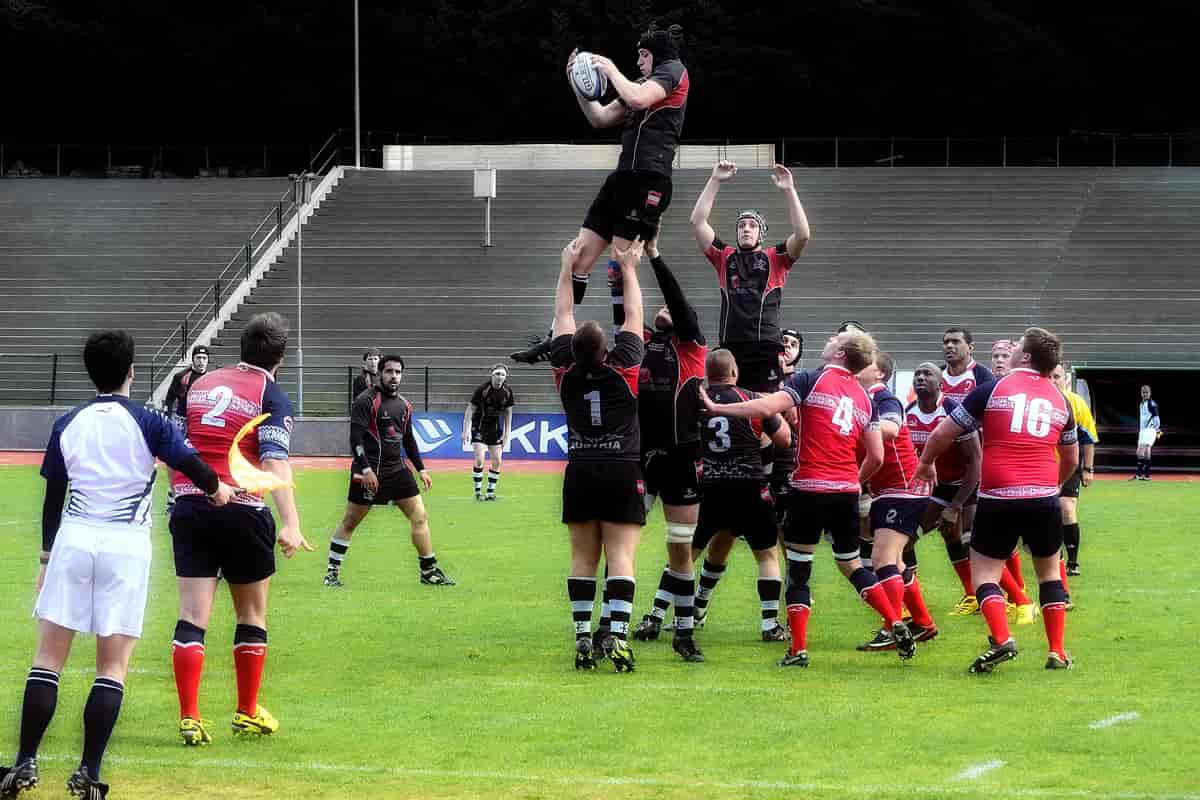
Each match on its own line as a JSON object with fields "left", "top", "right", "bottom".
{"left": 782, "top": 364, "right": 877, "bottom": 493}
{"left": 949, "top": 368, "right": 1076, "bottom": 500}
{"left": 171, "top": 363, "right": 294, "bottom": 506}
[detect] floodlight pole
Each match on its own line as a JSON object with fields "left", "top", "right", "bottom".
{"left": 354, "top": 0, "right": 361, "bottom": 168}
{"left": 296, "top": 175, "right": 305, "bottom": 414}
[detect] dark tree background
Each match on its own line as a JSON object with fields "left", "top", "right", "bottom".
{"left": 2, "top": 0, "right": 1196, "bottom": 142}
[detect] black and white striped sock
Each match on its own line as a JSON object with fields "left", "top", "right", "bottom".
{"left": 606, "top": 577, "right": 636, "bottom": 641}
{"left": 487, "top": 468, "right": 500, "bottom": 497}
{"left": 758, "top": 577, "right": 783, "bottom": 631}
{"left": 567, "top": 577, "right": 597, "bottom": 640}
{"left": 328, "top": 537, "right": 350, "bottom": 573}
{"left": 472, "top": 466, "right": 483, "bottom": 495}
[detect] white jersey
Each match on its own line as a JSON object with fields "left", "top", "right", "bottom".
{"left": 1139, "top": 399, "right": 1161, "bottom": 432}
{"left": 41, "top": 395, "right": 197, "bottom": 529}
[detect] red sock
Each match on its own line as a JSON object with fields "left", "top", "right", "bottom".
{"left": 1042, "top": 603, "right": 1066, "bottom": 658}
{"left": 979, "top": 594, "right": 1012, "bottom": 644}
{"left": 862, "top": 583, "right": 900, "bottom": 626}
{"left": 234, "top": 643, "right": 267, "bottom": 716}
{"left": 1000, "top": 566, "right": 1031, "bottom": 605}
{"left": 786, "top": 604, "right": 810, "bottom": 654}
{"left": 880, "top": 574, "right": 905, "bottom": 623}
{"left": 172, "top": 643, "right": 205, "bottom": 720}
{"left": 952, "top": 559, "right": 974, "bottom": 595}
{"left": 1006, "top": 552, "right": 1026, "bottom": 590}
{"left": 1059, "top": 558, "right": 1071, "bottom": 594}
{"left": 904, "top": 577, "right": 935, "bottom": 627}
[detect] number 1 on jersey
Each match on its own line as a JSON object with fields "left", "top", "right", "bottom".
{"left": 583, "top": 389, "right": 602, "bottom": 426}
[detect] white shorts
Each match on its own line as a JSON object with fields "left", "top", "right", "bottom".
{"left": 1137, "top": 430, "right": 1157, "bottom": 448}
{"left": 35, "top": 518, "right": 153, "bottom": 638}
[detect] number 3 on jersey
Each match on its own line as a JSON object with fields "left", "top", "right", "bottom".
{"left": 200, "top": 386, "right": 234, "bottom": 428}
{"left": 707, "top": 417, "right": 731, "bottom": 453}
{"left": 831, "top": 396, "right": 856, "bottom": 436}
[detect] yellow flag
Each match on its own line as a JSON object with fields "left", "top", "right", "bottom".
{"left": 228, "top": 414, "right": 293, "bottom": 493}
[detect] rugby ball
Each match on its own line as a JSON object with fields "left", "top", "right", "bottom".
{"left": 570, "top": 51, "right": 608, "bottom": 101}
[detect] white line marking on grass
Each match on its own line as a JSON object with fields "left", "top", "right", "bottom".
{"left": 36, "top": 754, "right": 1200, "bottom": 800}
{"left": 1090, "top": 711, "right": 1141, "bottom": 729}
{"left": 954, "top": 760, "right": 1006, "bottom": 780}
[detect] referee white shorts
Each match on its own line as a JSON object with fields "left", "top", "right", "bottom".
{"left": 1137, "top": 429, "right": 1157, "bottom": 448}
{"left": 35, "top": 518, "right": 153, "bottom": 638}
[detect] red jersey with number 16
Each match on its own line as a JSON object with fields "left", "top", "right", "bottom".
{"left": 949, "top": 368, "right": 1076, "bottom": 500}
{"left": 781, "top": 365, "right": 877, "bottom": 493}
{"left": 171, "top": 363, "right": 294, "bottom": 506}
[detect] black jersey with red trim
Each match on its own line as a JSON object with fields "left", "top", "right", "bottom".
{"left": 639, "top": 330, "right": 706, "bottom": 450}
{"left": 470, "top": 381, "right": 515, "bottom": 430}
{"left": 165, "top": 367, "right": 206, "bottom": 418}
{"left": 349, "top": 388, "right": 424, "bottom": 481}
{"left": 704, "top": 239, "right": 795, "bottom": 344}
{"left": 617, "top": 60, "right": 688, "bottom": 177}
{"left": 685, "top": 383, "right": 781, "bottom": 483}
{"left": 551, "top": 331, "right": 644, "bottom": 463}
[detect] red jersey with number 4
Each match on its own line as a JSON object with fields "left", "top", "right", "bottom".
{"left": 867, "top": 384, "right": 930, "bottom": 498}
{"left": 171, "top": 363, "right": 294, "bottom": 506}
{"left": 907, "top": 396, "right": 969, "bottom": 484}
{"left": 940, "top": 360, "right": 992, "bottom": 403}
{"left": 782, "top": 365, "right": 877, "bottom": 493}
{"left": 949, "top": 368, "right": 1076, "bottom": 500}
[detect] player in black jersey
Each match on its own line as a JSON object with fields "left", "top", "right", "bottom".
{"left": 627, "top": 235, "right": 706, "bottom": 662}
{"left": 162, "top": 344, "right": 210, "bottom": 512}
{"left": 770, "top": 328, "right": 803, "bottom": 514}
{"left": 323, "top": 355, "right": 455, "bottom": 588}
{"left": 552, "top": 237, "right": 646, "bottom": 672}
{"left": 677, "top": 350, "right": 792, "bottom": 642}
{"left": 350, "top": 347, "right": 381, "bottom": 409}
{"left": 511, "top": 25, "right": 688, "bottom": 365}
{"left": 461, "top": 365, "right": 515, "bottom": 501}
{"left": 689, "top": 160, "right": 811, "bottom": 392}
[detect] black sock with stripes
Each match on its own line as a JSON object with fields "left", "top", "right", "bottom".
{"left": 695, "top": 560, "right": 727, "bottom": 616}
{"left": 80, "top": 676, "right": 124, "bottom": 781}
{"left": 328, "top": 537, "right": 350, "bottom": 573}
{"left": 664, "top": 569, "right": 695, "bottom": 636}
{"left": 567, "top": 577, "right": 597, "bottom": 642}
{"left": 472, "top": 466, "right": 483, "bottom": 496}
{"left": 758, "top": 577, "right": 783, "bottom": 631}
{"left": 650, "top": 565, "right": 673, "bottom": 621}
{"left": 606, "top": 576, "right": 636, "bottom": 641}
{"left": 487, "top": 468, "right": 500, "bottom": 497}
{"left": 17, "top": 667, "right": 59, "bottom": 763}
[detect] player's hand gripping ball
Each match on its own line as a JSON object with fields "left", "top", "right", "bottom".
{"left": 570, "top": 51, "right": 608, "bottom": 101}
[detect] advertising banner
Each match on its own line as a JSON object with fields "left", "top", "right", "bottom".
{"left": 409, "top": 413, "right": 568, "bottom": 460}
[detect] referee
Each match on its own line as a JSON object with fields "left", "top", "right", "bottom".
{"left": 1, "top": 331, "right": 231, "bottom": 799}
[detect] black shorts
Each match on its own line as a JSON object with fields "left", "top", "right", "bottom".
{"left": 970, "top": 496, "right": 1063, "bottom": 560}
{"left": 170, "top": 498, "right": 276, "bottom": 584}
{"left": 694, "top": 482, "right": 778, "bottom": 552}
{"left": 562, "top": 460, "right": 647, "bottom": 525}
{"left": 348, "top": 470, "right": 420, "bottom": 506}
{"left": 932, "top": 482, "right": 978, "bottom": 507}
{"left": 1060, "top": 468, "right": 1083, "bottom": 499}
{"left": 724, "top": 341, "right": 784, "bottom": 393}
{"left": 641, "top": 446, "right": 701, "bottom": 506}
{"left": 784, "top": 491, "right": 861, "bottom": 560}
{"left": 471, "top": 426, "right": 503, "bottom": 447}
{"left": 870, "top": 496, "right": 927, "bottom": 539}
{"left": 582, "top": 170, "right": 672, "bottom": 244}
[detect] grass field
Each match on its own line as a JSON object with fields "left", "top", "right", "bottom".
{"left": 1, "top": 465, "right": 1198, "bottom": 799}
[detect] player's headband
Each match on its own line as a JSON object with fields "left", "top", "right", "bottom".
{"left": 191, "top": 345, "right": 209, "bottom": 357}
{"left": 491, "top": 364, "right": 508, "bottom": 377}
{"left": 837, "top": 320, "right": 866, "bottom": 334}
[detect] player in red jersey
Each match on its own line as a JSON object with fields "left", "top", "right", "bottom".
{"left": 856, "top": 353, "right": 940, "bottom": 651}
{"left": 690, "top": 160, "right": 811, "bottom": 392}
{"left": 941, "top": 327, "right": 993, "bottom": 401}
{"left": 905, "top": 363, "right": 982, "bottom": 612}
{"left": 169, "top": 313, "right": 312, "bottom": 745}
{"left": 702, "top": 329, "right": 916, "bottom": 667}
{"left": 990, "top": 339, "right": 1017, "bottom": 377}
{"left": 918, "top": 327, "right": 1079, "bottom": 672}
{"left": 553, "top": 237, "right": 647, "bottom": 672}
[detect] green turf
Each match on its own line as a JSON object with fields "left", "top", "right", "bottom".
{"left": 1, "top": 466, "right": 1197, "bottom": 799}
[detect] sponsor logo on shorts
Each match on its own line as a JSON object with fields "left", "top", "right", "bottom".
{"left": 886, "top": 508, "right": 898, "bottom": 523}
{"left": 636, "top": 479, "right": 646, "bottom": 496}
{"left": 760, "top": 485, "right": 773, "bottom": 503}
{"left": 646, "top": 190, "right": 662, "bottom": 208}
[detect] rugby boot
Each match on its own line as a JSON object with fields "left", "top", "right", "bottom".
{"left": 969, "top": 637, "right": 1018, "bottom": 674}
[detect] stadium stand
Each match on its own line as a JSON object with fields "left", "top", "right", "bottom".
{"left": 209, "top": 167, "right": 1200, "bottom": 414}
{"left": 0, "top": 178, "right": 287, "bottom": 405}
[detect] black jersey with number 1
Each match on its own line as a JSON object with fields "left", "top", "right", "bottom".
{"left": 551, "top": 331, "right": 643, "bottom": 463}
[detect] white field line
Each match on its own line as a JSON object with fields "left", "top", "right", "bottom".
{"left": 1090, "top": 711, "right": 1141, "bottom": 730}
{"left": 32, "top": 753, "right": 1200, "bottom": 800}
{"left": 954, "top": 760, "right": 1006, "bottom": 780}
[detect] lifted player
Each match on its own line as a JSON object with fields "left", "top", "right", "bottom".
{"left": 918, "top": 327, "right": 1079, "bottom": 673}
{"left": 690, "top": 160, "right": 811, "bottom": 392}
{"left": 462, "top": 365, "right": 515, "bottom": 501}
{"left": 512, "top": 25, "right": 687, "bottom": 364}
{"left": 325, "top": 355, "right": 455, "bottom": 588}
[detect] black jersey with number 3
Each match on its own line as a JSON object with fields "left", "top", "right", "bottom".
{"left": 551, "top": 331, "right": 643, "bottom": 463}
{"left": 684, "top": 383, "right": 780, "bottom": 483}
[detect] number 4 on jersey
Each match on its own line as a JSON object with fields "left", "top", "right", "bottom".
{"left": 831, "top": 396, "right": 856, "bottom": 436}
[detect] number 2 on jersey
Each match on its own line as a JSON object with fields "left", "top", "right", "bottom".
{"left": 831, "top": 396, "right": 856, "bottom": 436}
{"left": 200, "top": 386, "right": 234, "bottom": 428}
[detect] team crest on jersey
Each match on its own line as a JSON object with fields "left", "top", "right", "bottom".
{"left": 635, "top": 479, "right": 646, "bottom": 495}
{"left": 645, "top": 190, "right": 662, "bottom": 208}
